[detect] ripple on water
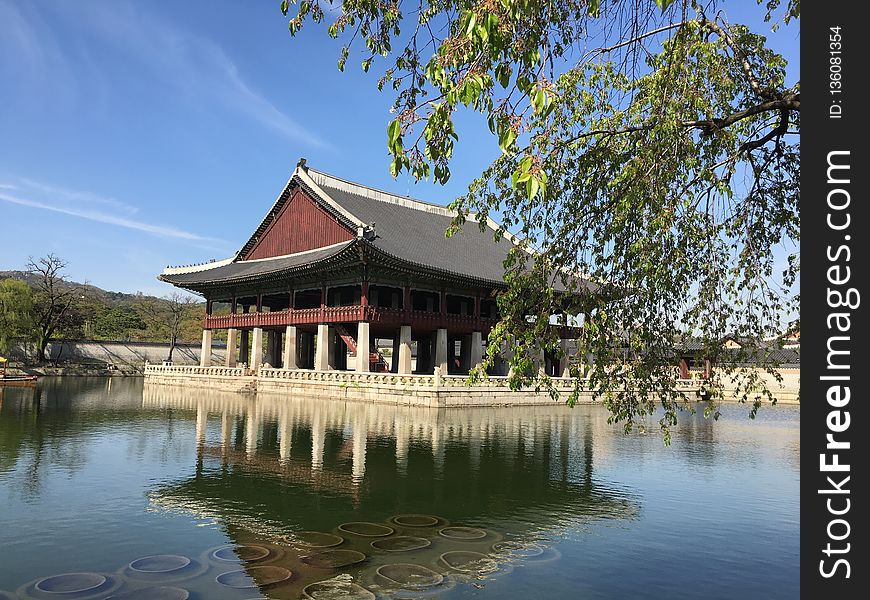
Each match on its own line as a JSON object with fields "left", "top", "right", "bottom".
{"left": 338, "top": 522, "right": 395, "bottom": 537}
{"left": 18, "top": 572, "right": 121, "bottom": 600}
{"left": 215, "top": 565, "right": 292, "bottom": 589}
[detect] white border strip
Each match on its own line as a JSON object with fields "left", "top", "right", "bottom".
{"left": 162, "top": 256, "right": 235, "bottom": 275}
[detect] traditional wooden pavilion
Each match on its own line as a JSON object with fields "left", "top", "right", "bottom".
{"left": 160, "top": 159, "right": 595, "bottom": 376}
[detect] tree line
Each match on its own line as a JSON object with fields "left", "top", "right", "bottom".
{"left": 0, "top": 254, "right": 204, "bottom": 363}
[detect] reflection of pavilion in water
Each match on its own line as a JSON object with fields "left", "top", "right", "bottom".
{"left": 144, "top": 386, "right": 639, "bottom": 596}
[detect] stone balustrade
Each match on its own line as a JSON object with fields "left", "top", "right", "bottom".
{"left": 144, "top": 364, "right": 251, "bottom": 377}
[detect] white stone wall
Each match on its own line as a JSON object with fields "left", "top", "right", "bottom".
{"left": 44, "top": 339, "right": 227, "bottom": 368}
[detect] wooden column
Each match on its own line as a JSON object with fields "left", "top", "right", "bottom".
{"left": 239, "top": 329, "right": 250, "bottom": 366}
{"left": 679, "top": 358, "right": 690, "bottom": 379}
{"left": 320, "top": 285, "right": 327, "bottom": 322}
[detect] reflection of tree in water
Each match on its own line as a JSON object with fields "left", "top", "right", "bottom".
{"left": 0, "top": 377, "right": 172, "bottom": 498}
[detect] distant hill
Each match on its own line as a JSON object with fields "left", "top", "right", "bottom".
{"left": 1, "top": 270, "right": 206, "bottom": 344}
{"left": 0, "top": 270, "right": 192, "bottom": 306}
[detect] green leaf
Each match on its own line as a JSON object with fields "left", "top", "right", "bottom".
{"left": 498, "top": 128, "right": 517, "bottom": 154}
{"left": 588, "top": 0, "right": 600, "bottom": 17}
{"left": 387, "top": 119, "right": 401, "bottom": 147}
{"left": 280, "top": 0, "right": 289, "bottom": 16}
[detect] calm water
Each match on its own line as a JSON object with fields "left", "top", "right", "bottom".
{"left": 0, "top": 378, "right": 799, "bottom": 599}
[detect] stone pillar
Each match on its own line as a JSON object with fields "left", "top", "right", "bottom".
{"left": 199, "top": 330, "right": 213, "bottom": 367}
{"left": 470, "top": 331, "right": 484, "bottom": 371}
{"left": 559, "top": 338, "right": 572, "bottom": 377}
{"left": 250, "top": 327, "right": 263, "bottom": 370}
{"left": 356, "top": 322, "right": 371, "bottom": 372}
{"left": 397, "top": 325, "right": 412, "bottom": 374}
{"left": 534, "top": 348, "right": 546, "bottom": 376}
{"left": 225, "top": 328, "right": 238, "bottom": 367}
{"left": 239, "top": 329, "right": 250, "bottom": 367}
{"left": 315, "top": 323, "right": 330, "bottom": 371}
{"left": 434, "top": 328, "right": 449, "bottom": 374}
{"left": 283, "top": 325, "right": 298, "bottom": 369}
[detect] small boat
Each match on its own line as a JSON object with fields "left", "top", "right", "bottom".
{"left": 0, "top": 375, "right": 38, "bottom": 386}
{"left": 0, "top": 356, "right": 38, "bottom": 386}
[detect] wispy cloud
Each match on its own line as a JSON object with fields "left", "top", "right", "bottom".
{"left": 60, "top": 2, "right": 331, "bottom": 149}
{"left": 2, "top": 176, "right": 138, "bottom": 214}
{"left": 0, "top": 179, "right": 224, "bottom": 246}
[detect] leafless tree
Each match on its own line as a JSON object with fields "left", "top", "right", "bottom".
{"left": 27, "top": 254, "right": 83, "bottom": 361}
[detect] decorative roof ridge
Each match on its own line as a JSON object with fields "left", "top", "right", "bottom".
{"left": 162, "top": 256, "right": 235, "bottom": 275}
{"left": 304, "top": 165, "right": 523, "bottom": 248}
{"left": 239, "top": 239, "right": 355, "bottom": 264}
{"left": 305, "top": 166, "right": 461, "bottom": 218}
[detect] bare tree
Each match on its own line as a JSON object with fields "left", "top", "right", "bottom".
{"left": 136, "top": 291, "right": 201, "bottom": 362}
{"left": 27, "top": 254, "right": 83, "bottom": 361}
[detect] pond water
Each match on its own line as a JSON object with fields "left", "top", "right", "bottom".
{"left": 0, "top": 378, "right": 799, "bottom": 599}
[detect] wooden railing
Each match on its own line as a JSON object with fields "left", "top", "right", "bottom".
{"left": 205, "top": 305, "right": 498, "bottom": 331}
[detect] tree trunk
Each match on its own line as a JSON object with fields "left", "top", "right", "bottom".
{"left": 168, "top": 335, "right": 177, "bottom": 362}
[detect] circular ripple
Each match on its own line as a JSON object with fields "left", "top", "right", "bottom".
{"left": 302, "top": 579, "right": 376, "bottom": 600}
{"left": 439, "top": 551, "right": 498, "bottom": 574}
{"left": 390, "top": 514, "right": 440, "bottom": 528}
{"left": 375, "top": 564, "right": 444, "bottom": 589}
{"left": 338, "top": 522, "right": 394, "bottom": 537}
{"left": 216, "top": 566, "right": 292, "bottom": 589}
{"left": 371, "top": 536, "right": 431, "bottom": 553}
{"left": 438, "top": 526, "right": 487, "bottom": 541}
{"left": 129, "top": 555, "right": 191, "bottom": 574}
{"left": 211, "top": 544, "right": 271, "bottom": 563}
{"left": 295, "top": 531, "right": 345, "bottom": 548}
{"left": 35, "top": 573, "right": 108, "bottom": 594}
{"left": 105, "top": 586, "right": 190, "bottom": 600}
{"left": 491, "top": 541, "right": 545, "bottom": 558}
{"left": 301, "top": 549, "right": 367, "bottom": 569}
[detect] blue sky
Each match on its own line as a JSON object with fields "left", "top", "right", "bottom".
{"left": 1, "top": 1, "right": 798, "bottom": 296}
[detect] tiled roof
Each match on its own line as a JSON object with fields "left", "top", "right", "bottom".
{"left": 160, "top": 163, "right": 597, "bottom": 293}
{"left": 160, "top": 241, "right": 355, "bottom": 286}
